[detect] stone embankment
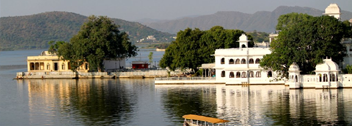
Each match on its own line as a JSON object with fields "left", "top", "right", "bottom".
{"left": 16, "top": 70, "right": 171, "bottom": 79}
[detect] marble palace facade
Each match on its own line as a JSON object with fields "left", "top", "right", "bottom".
{"left": 206, "top": 3, "right": 352, "bottom": 89}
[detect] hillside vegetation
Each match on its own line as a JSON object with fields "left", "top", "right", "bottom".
{"left": 144, "top": 6, "right": 352, "bottom": 34}
{"left": 0, "top": 11, "right": 174, "bottom": 51}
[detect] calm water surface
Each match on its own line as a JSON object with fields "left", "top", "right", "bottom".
{"left": 1, "top": 50, "right": 352, "bottom": 126}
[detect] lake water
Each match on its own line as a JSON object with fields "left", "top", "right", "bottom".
{"left": 1, "top": 50, "right": 352, "bottom": 126}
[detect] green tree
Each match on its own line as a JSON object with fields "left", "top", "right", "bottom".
{"left": 344, "top": 65, "right": 352, "bottom": 74}
{"left": 342, "top": 20, "right": 352, "bottom": 38}
{"left": 48, "top": 41, "right": 66, "bottom": 54}
{"left": 260, "top": 13, "right": 348, "bottom": 79}
{"left": 275, "top": 13, "right": 313, "bottom": 31}
{"left": 159, "top": 26, "right": 252, "bottom": 72}
{"left": 148, "top": 52, "right": 153, "bottom": 68}
{"left": 50, "top": 15, "right": 138, "bottom": 72}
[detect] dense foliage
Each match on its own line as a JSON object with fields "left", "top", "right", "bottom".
{"left": 343, "top": 65, "right": 352, "bottom": 74}
{"left": 260, "top": 13, "right": 351, "bottom": 79}
{"left": 159, "top": 26, "right": 253, "bottom": 72}
{"left": 50, "top": 15, "right": 138, "bottom": 72}
{"left": 246, "top": 31, "right": 269, "bottom": 42}
{"left": 0, "top": 11, "right": 174, "bottom": 51}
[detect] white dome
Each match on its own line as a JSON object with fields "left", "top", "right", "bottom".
{"left": 316, "top": 63, "right": 330, "bottom": 71}
{"left": 324, "top": 59, "right": 339, "bottom": 71}
{"left": 315, "top": 58, "right": 340, "bottom": 72}
{"left": 239, "top": 34, "right": 248, "bottom": 42}
{"left": 325, "top": 3, "right": 341, "bottom": 14}
{"left": 289, "top": 62, "right": 300, "bottom": 72}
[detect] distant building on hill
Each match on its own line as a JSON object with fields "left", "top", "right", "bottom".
{"left": 147, "top": 35, "right": 156, "bottom": 41}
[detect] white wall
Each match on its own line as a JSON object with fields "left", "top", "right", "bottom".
{"left": 103, "top": 58, "right": 126, "bottom": 71}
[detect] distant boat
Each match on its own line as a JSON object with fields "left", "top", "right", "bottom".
{"left": 156, "top": 48, "right": 165, "bottom": 51}
{"left": 182, "top": 114, "right": 229, "bottom": 126}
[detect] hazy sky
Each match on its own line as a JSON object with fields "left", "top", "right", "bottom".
{"left": 1, "top": 0, "right": 351, "bottom": 21}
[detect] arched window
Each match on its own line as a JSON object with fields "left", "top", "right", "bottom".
{"left": 256, "top": 71, "right": 261, "bottom": 78}
{"left": 229, "top": 72, "right": 234, "bottom": 78}
{"left": 40, "top": 62, "right": 44, "bottom": 70}
{"left": 221, "top": 58, "right": 225, "bottom": 64}
{"left": 331, "top": 74, "right": 336, "bottom": 82}
{"left": 241, "top": 72, "right": 247, "bottom": 78}
{"left": 249, "top": 71, "right": 254, "bottom": 78}
{"left": 229, "top": 59, "right": 234, "bottom": 64}
{"left": 241, "top": 59, "right": 246, "bottom": 64}
{"left": 47, "top": 63, "right": 50, "bottom": 70}
{"left": 242, "top": 44, "right": 246, "bottom": 48}
{"left": 267, "top": 71, "right": 272, "bottom": 77}
{"left": 68, "top": 62, "right": 71, "bottom": 69}
{"left": 30, "top": 63, "right": 35, "bottom": 70}
{"left": 85, "top": 63, "right": 89, "bottom": 70}
{"left": 221, "top": 71, "right": 225, "bottom": 77}
{"left": 249, "top": 58, "right": 254, "bottom": 64}
{"left": 319, "top": 74, "right": 322, "bottom": 82}
{"left": 236, "top": 72, "right": 241, "bottom": 78}
{"left": 35, "top": 63, "right": 40, "bottom": 70}
{"left": 295, "top": 75, "right": 298, "bottom": 82}
{"left": 235, "top": 59, "right": 240, "bottom": 64}
{"left": 323, "top": 74, "right": 328, "bottom": 82}
{"left": 255, "top": 58, "right": 260, "bottom": 64}
{"left": 62, "top": 63, "right": 65, "bottom": 70}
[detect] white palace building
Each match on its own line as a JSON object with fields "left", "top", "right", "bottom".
{"left": 202, "top": 3, "right": 352, "bottom": 89}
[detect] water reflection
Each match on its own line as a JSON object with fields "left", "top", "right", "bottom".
{"left": 15, "top": 79, "right": 352, "bottom": 126}
{"left": 156, "top": 85, "right": 352, "bottom": 126}
{"left": 157, "top": 85, "right": 218, "bottom": 124}
{"left": 18, "top": 79, "right": 140, "bottom": 125}
{"left": 215, "top": 85, "right": 352, "bottom": 125}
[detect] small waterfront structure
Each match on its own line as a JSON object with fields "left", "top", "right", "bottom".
{"left": 103, "top": 58, "right": 126, "bottom": 72}
{"left": 27, "top": 51, "right": 89, "bottom": 73}
{"left": 132, "top": 61, "right": 149, "bottom": 69}
{"left": 286, "top": 58, "right": 352, "bottom": 89}
{"left": 199, "top": 63, "right": 215, "bottom": 77}
{"left": 18, "top": 51, "right": 132, "bottom": 79}
{"left": 286, "top": 62, "right": 301, "bottom": 89}
{"left": 26, "top": 51, "right": 127, "bottom": 73}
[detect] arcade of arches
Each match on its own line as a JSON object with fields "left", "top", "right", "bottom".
{"left": 221, "top": 58, "right": 261, "bottom": 64}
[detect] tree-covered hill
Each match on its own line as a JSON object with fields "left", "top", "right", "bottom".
{"left": 143, "top": 6, "right": 352, "bottom": 34}
{"left": 0, "top": 11, "right": 175, "bottom": 51}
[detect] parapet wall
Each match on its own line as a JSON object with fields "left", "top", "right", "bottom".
{"left": 288, "top": 74, "right": 352, "bottom": 88}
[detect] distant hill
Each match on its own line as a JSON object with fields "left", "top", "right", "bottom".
{"left": 143, "top": 6, "right": 352, "bottom": 34}
{"left": 0, "top": 11, "right": 175, "bottom": 51}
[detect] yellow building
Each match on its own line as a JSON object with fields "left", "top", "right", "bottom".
{"left": 27, "top": 51, "right": 89, "bottom": 72}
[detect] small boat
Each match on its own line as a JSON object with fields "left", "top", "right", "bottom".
{"left": 156, "top": 48, "right": 166, "bottom": 51}
{"left": 182, "top": 114, "right": 229, "bottom": 126}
